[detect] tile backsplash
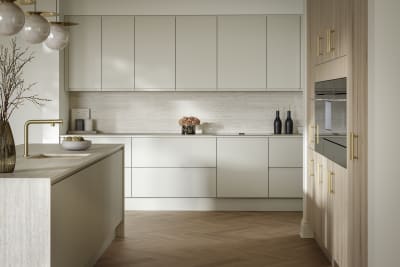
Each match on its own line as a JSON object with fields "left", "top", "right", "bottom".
{"left": 69, "top": 91, "right": 304, "bottom": 134}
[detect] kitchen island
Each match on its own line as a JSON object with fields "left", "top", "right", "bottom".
{"left": 0, "top": 144, "right": 124, "bottom": 267}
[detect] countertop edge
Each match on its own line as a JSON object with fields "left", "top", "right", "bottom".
{"left": 51, "top": 145, "right": 124, "bottom": 185}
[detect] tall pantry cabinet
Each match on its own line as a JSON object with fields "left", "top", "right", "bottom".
{"left": 306, "top": 0, "right": 367, "bottom": 267}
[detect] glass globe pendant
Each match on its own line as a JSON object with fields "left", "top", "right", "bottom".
{"left": 44, "top": 22, "right": 72, "bottom": 50}
{"left": 21, "top": 11, "right": 50, "bottom": 44}
{"left": 45, "top": 21, "right": 77, "bottom": 50}
{"left": 0, "top": 0, "right": 25, "bottom": 36}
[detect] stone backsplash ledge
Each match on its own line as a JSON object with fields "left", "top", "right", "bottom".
{"left": 69, "top": 91, "right": 304, "bottom": 134}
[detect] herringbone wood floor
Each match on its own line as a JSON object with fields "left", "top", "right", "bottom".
{"left": 95, "top": 212, "right": 330, "bottom": 267}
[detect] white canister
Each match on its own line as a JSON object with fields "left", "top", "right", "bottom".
{"left": 84, "top": 119, "right": 93, "bottom": 131}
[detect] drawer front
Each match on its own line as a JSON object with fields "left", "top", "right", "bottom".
{"left": 132, "top": 168, "right": 216, "bottom": 197}
{"left": 132, "top": 138, "right": 216, "bottom": 167}
{"left": 269, "top": 137, "right": 303, "bottom": 167}
{"left": 269, "top": 168, "right": 303, "bottom": 198}
{"left": 125, "top": 168, "right": 132, "bottom": 198}
{"left": 84, "top": 137, "right": 132, "bottom": 167}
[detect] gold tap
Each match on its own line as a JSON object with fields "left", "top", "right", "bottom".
{"left": 24, "top": 119, "right": 63, "bottom": 158}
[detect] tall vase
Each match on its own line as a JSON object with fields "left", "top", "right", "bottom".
{"left": 0, "top": 121, "right": 16, "bottom": 173}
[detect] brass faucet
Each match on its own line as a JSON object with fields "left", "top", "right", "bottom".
{"left": 24, "top": 119, "right": 63, "bottom": 158}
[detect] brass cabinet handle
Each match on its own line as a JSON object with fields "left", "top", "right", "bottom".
{"left": 350, "top": 132, "right": 359, "bottom": 160}
{"left": 317, "top": 35, "right": 324, "bottom": 56}
{"left": 328, "top": 171, "right": 335, "bottom": 194}
{"left": 309, "top": 159, "right": 315, "bottom": 177}
{"left": 310, "top": 125, "right": 316, "bottom": 144}
{"left": 316, "top": 124, "right": 320, "bottom": 145}
{"left": 330, "top": 29, "right": 335, "bottom": 52}
{"left": 318, "top": 164, "right": 323, "bottom": 184}
{"left": 326, "top": 29, "right": 336, "bottom": 53}
{"left": 326, "top": 30, "right": 331, "bottom": 54}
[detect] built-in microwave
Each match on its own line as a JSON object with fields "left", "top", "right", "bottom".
{"left": 314, "top": 78, "right": 347, "bottom": 168}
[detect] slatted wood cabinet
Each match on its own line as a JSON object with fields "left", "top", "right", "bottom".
{"left": 306, "top": 0, "right": 367, "bottom": 266}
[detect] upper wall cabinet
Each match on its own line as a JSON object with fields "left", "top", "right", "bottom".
{"left": 176, "top": 16, "right": 217, "bottom": 91}
{"left": 217, "top": 15, "right": 267, "bottom": 90}
{"left": 267, "top": 15, "right": 301, "bottom": 90}
{"left": 135, "top": 16, "right": 175, "bottom": 90}
{"left": 312, "top": 0, "right": 350, "bottom": 65}
{"left": 102, "top": 16, "right": 135, "bottom": 91}
{"left": 66, "top": 15, "right": 302, "bottom": 92}
{"left": 67, "top": 16, "right": 101, "bottom": 91}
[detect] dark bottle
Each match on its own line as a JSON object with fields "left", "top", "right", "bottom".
{"left": 285, "top": 110, "right": 294, "bottom": 134}
{"left": 274, "top": 110, "right": 282, "bottom": 134}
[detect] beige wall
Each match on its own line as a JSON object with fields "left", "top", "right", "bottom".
{"left": 368, "top": 0, "right": 400, "bottom": 266}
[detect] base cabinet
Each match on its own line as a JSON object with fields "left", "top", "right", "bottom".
{"left": 217, "top": 138, "right": 269, "bottom": 198}
{"left": 310, "top": 151, "right": 349, "bottom": 266}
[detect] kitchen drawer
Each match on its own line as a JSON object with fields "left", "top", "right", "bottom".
{"left": 269, "top": 137, "right": 303, "bottom": 167}
{"left": 132, "top": 168, "right": 217, "bottom": 197}
{"left": 84, "top": 137, "right": 132, "bottom": 167}
{"left": 132, "top": 137, "right": 216, "bottom": 167}
{"left": 125, "top": 168, "right": 132, "bottom": 198}
{"left": 269, "top": 168, "right": 303, "bottom": 198}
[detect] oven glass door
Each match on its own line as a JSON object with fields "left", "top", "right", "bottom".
{"left": 315, "top": 78, "right": 347, "bottom": 168}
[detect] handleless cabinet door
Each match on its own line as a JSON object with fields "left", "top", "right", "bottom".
{"left": 125, "top": 168, "right": 132, "bottom": 197}
{"left": 67, "top": 16, "right": 101, "bottom": 91}
{"left": 135, "top": 16, "right": 175, "bottom": 90}
{"left": 83, "top": 137, "right": 132, "bottom": 167}
{"left": 217, "top": 138, "right": 269, "bottom": 198}
{"left": 269, "top": 168, "right": 303, "bottom": 198}
{"left": 269, "top": 137, "right": 303, "bottom": 167}
{"left": 267, "top": 15, "right": 301, "bottom": 90}
{"left": 102, "top": 16, "right": 134, "bottom": 91}
{"left": 217, "top": 16, "right": 267, "bottom": 90}
{"left": 132, "top": 137, "right": 216, "bottom": 167}
{"left": 176, "top": 16, "right": 217, "bottom": 90}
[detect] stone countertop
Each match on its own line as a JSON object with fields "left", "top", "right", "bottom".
{"left": 0, "top": 144, "right": 124, "bottom": 185}
{"left": 60, "top": 133, "right": 303, "bottom": 138}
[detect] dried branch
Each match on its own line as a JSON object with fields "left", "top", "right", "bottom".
{"left": 0, "top": 38, "right": 51, "bottom": 122}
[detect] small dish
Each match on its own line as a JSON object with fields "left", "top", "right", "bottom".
{"left": 62, "top": 140, "right": 92, "bottom": 151}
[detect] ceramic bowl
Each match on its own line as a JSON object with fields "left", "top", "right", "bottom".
{"left": 62, "top": 140, "right": 92, "bottom": 151}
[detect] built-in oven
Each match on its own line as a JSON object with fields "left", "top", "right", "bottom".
{"left": 314, "top": 78, "right": 347, "bottom": 168}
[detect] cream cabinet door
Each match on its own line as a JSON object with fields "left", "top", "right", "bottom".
{"left": 135, "top": 16, "right": 175, "bottom": 90}
{"left": 67, "top": 16, "right": 101, "bottom": 91}
{"left": 217, "top": 16, "right": 266, "bottom": 90}
{"left": 125, "top": 168, "right": 132, "bottom": 197}
{"left": 102, "top": 16, "right": 134, "bottom": 91}
{"left": 269, "top": 137, "right": 303, "bottom": 167}
{"left": 267, "top": 15, "right": 301, "bottom": 90}
{"left": 176, "top": 16, "right": 217, "bottom": 90}
{"left": 132, "top": 168, "right": 216, "bottom": 197}
{"left": 83, "top": 137, "right": 132, "bottom": 167}
{"left": 269, "top": 168, "right": 303, "bottom": 198}
{"left": 132, "top": 137, "right": 216, "bottom": 167}
{"left": 217, "top": 138, "right": 268, "bottom": 198}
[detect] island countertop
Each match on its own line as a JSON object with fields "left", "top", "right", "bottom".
{"left": 0, "top": 144, "right": 124, "bottom": 185}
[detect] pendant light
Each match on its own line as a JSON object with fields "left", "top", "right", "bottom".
{"left": 44, "top": 18, "right": 78, "bottom": 50}
{"left": 20, "top": 11, "right": 51, "bottom": 44}
{"left": 0, "top": 0, "right": 25, "bottom": 36}
{"left": 45, "top": 22, "right": 78, "bottom": 50}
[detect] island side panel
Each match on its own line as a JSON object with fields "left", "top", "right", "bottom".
{"left": 0, "top": 179, "right": 51, "bottom": 267}
{"left": 51, "top": 150, "right": 124, "bottom": 267}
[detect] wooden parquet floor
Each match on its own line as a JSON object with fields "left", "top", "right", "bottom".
{"left": 95, "top": 212, "right": 330, "bottom": 267}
